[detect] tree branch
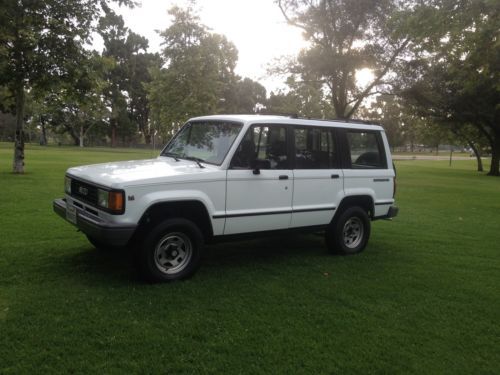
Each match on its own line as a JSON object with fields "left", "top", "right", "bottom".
{"left": 346, "top": 38, "right": 410, "bottom": 118}
{"left": 277, "top": 0, "right": 327, "bottom": 48}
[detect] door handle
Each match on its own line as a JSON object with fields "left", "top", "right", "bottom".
{"left": 331, "top": 174, "right": 340, "bottom": 179}
{"left": 279, "top": 175, "right": 289, "bottom": 180}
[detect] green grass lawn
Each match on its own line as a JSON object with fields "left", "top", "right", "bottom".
{"left": 0, "top": 142, "right": 499, "bottom": 373}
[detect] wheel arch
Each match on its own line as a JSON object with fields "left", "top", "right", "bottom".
{"left": 133, "top": 200, "right": 214, "bottom": 242}
{"left": 333, "top": 195, "right": 375, "bottom": 222}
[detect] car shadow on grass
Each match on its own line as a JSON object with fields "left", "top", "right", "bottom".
{"left": 59, "top": 233, "right": 330, "bottom": 283}
{"left": 203, "top": 233, "right": 328, "bottom": 267}
{"left": 62, "top": 245, "right": 139, "bottom": 284}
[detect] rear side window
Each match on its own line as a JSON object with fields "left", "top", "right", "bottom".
{"left": 294, "top": 127, "right": 337, "bottom": 169}
{"left": 347, "top": 131, "right": 386, "bottom": 169}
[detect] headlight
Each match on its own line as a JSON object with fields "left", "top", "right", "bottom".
{"left": 97, "top": 188, "right": 124, "bottom": 213}
{"left": 65, "top": 176, "right": 71, "bottom": 194}
{"left": 97, "top": 189, "right": 109, "bottom": 208}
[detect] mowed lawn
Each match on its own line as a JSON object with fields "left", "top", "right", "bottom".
{"left": 0, "top": 143, "right": 498, "bottom": 373}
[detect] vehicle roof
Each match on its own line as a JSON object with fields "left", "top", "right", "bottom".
{"left": 188, "top": 114, "right": 384, "bottom": 131}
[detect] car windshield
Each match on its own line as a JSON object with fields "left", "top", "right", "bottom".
{"left": 161, "top": 121, "right": 243, "bottom": 165}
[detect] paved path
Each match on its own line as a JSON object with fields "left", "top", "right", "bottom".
{"left": 393, "top": 155, "right": 481, "bottom": 161}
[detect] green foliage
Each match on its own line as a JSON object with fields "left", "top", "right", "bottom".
{"left": 29, "top": 52, "right": 112, "bottom": 147}
{"left": 0, "top": 143, "right": 498, "bottom": 372}
{"left": 0, "top": 112, "right": 15, "bottom": 141}
{"left": 360, "top": 94, "right": 456, "bottom": 152}
{"left": 274, "top": 0, "right": 410, "bottom": 118}
{"left": 149, "top": 6, "right": 236, "bottom": 135}
{"left": 267, "top": 76, "right": 334, "bottom": 118}
{"left": 0, "top": 0, "right": 97, "bottom": 90}
{"left": 0, "top": 0, "right": 134, "bottom": 171}
{"left": 99, "top": 7, "right": 161, "bottom": 145}
{"left": 222, "top": 77, "right": 267, "bottom": 114}
{"left": 360, "top": 95, "right": 408, "bottom": 149}
{"left": 399, "top": 0, "right": 500, "bottom": 175}
{"left": 147, "top": 6, "right": 266, "bottom": 141}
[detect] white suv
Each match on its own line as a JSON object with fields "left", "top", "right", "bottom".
{"left": 54, "top": 115, "right": 398, "bottom": 282}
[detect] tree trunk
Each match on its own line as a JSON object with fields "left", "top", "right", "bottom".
{"left": 79, "top": 125, "right": 84, "bottom": 147}
{"left": 467, "top": 140, "right": 483, "bottom": 172}
{"left": 12, "top": 83, "right": 25, "bottom": 174}
{"left": 452, "top": 127, "right": 483, "bottom": 172}
{"left": 110, "top": 118, "right": 117, "bottom": 147}
{"left": 142, "top": 120, "right": 151, "bottom": 145}
{"left": 40, "top": 116, "right": 47, "bottom": 145}
{"left": 488, "top": 136, "right": 500, "bottom": 176}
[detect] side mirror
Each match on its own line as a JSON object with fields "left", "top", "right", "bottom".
{"left": 251, "top": 159, "right": 270, "bottom": 175}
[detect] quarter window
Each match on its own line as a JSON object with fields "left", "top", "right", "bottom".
{"left": 347, "top": 131, "right": 385, "bottom": 169}
{"left": 294, "top": 127, "right": 336, "bottom": 169}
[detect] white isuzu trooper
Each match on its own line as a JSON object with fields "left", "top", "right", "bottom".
{"left": 54, "top": 115, "right": 398, "bottom": 282}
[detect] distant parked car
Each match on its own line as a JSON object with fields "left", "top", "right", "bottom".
{"left": 54, "top": 115, "right": 398, "bottom": 282}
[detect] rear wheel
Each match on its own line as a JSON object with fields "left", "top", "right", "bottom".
{"left": 135, "top": 218, "right": 203, "bottom": 282}
{"left": 326, "top": 206, "right": 371, "bottom": 255}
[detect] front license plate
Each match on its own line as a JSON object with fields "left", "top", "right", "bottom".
{"left": 66, "top": 204, "right": 77, "bottom": 224}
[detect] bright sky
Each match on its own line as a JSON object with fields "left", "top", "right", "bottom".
{"left": 107, "top": 0, "right": 309, "bottom": 93}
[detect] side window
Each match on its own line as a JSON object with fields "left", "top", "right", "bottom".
{"left": 294, "top": 127, "right": 336, "bottom": 169}
{"left": 231, "top": 125, "right": 288, "bottom": 169}
{"left": 347, "top": 131, "right": 385, "bottom": 169}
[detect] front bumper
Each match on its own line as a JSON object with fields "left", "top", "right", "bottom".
{"left": 53, "top": 198, "right": 136, "bottom": 247}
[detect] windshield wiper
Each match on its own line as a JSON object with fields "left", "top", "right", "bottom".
{"left": 182, "top": 156, "right": 206, "bottom": 169}
{"left": 163, "top": 152, "right": 180, "bottom": 162}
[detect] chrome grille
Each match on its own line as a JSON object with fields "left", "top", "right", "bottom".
{"left": 70, "top": 179, "right": 98, "bottom": 206}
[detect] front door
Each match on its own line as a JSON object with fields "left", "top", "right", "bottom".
{"left": 224, "top": 124, "right": 292, "bottom": 235}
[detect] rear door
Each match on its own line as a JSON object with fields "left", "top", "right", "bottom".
{"left": 341, "top": 129, "right": 395, "bottom": 217}
{"left": 290, "top": 126, "right": 343, "bottom": 228}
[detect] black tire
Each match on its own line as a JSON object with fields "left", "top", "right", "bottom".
{"left": 134, "top": 218, "right": 204, "bottom": 282}
{"left": 326, "top": 206, "right": 371, "bottom": 255}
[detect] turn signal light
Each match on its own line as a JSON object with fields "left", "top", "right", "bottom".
{"left": 108, "top": 191, "right": 124, "bottom": 213}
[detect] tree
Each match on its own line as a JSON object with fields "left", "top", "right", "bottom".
{"left": 359, "top": 94, "right": 408, "bottom": 151}
{"left": 0, "top": 0, "right": 133, "bottom": 173}
{"left": 99, "top": 8, "right": 131, "bottom": 147}
{"left": 450, "top": 125, "right": 488, "bottom": 172}
{"left": 98, "top": 8, "right": 160, "bottom": 146}
{"left": 273, "top": 0, "right": 410, "bottom": 119}
{"left": 222, "top": 77, "right": 267, "bottom": 114}
{"left": 37, "top": 52, "right": 111, "bottom": 147}
{"left": 266, "top": 76, "right": 334, "bottom": 118}
{"left": 147, "top": 6, "right": 240, "bottom": 139}
{"left": 399, "top": 0, "right": 500, "bottom": 175}
{"left": 126, "top": 42, "right": 161, "bottom": 144}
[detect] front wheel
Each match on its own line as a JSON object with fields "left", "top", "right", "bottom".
{"left": 135, "top": 219, "right": 203, "bottom": 282}
{"left": 326, "top": 206, "right": 371, "bottom": 255}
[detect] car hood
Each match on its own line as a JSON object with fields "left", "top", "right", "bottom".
{"left": 67, "top": 156, "right": 222, "bottom": 188}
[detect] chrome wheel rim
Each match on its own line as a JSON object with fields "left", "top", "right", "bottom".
{"left": 343, "top": 217, "right": 364, "bottom": 249}
{"left": 154, "top": 232, "right": 193, "bottom": 275}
